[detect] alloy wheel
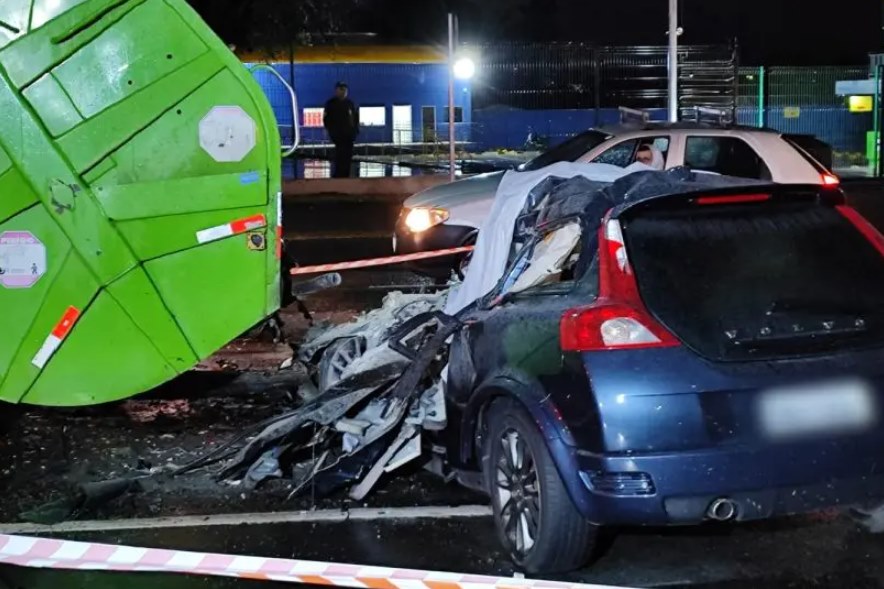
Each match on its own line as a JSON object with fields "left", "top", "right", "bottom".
{"left": 495, "top": 428, "right": 541, "bottom": 556}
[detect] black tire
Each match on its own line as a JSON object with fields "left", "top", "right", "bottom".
{"left": 483, "top": 398, "right": 598, "bottom": 573}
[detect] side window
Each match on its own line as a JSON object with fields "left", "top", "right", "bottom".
{"left": 684, "top": 136, "right": 771, "bottom": 180}
{"left": 591, "top": 140, "right": 638, "bottom": 167}
{"left": 590, "top": 136, "right": 671, "bottom": 168}
{"left": 498, "top": 223, "right": 584, "bottom": 297}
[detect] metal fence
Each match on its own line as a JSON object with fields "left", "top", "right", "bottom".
{"left": 737, "top": 65, "right": 875, "bottom": 175}
{"left": 471, "top": 42, "right": 738, "bottom": 114}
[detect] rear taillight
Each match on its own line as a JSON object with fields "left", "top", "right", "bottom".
{"left": 561, "top": 304, "right": 679, "bottom": 351}
{"left": 837, "top": 205, "right": 884, "bottom": 257}
{"left": 561, "top": 218, "right": 679, "bottom": 352}
{"left": 821, "top": 173, "right": 841, "bottom": 186}
{"left": 696, "top": 194, "right": 771, "bottom": 206}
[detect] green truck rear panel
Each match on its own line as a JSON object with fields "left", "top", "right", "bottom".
{"left": 0, "top": 0, "right": 282, "bottom": 406}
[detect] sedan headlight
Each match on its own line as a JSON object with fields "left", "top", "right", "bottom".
{"left": 404, "top": 207, "right": 450, "bottom": 233}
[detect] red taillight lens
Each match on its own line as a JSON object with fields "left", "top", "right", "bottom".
{"left": 837, "top": 205, "right": 884, "bottom": 257}
{"left": 561, "top": 217, "right": 680, "bottom": 352}
{"left": 821, "top": 173, "right": 841, "bottom": 186}
{"left": 696, "top": 194, "right": 771, "bottom": 206}
{"left": 561, "top": 303, "right": 680, "bottom": 351}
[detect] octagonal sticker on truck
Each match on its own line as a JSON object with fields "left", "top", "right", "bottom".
{"left": 199, "top": 106, "right": 257, "bottom": 163}
{"left": 0, "top": 231, "right": 47, "bottom": 289}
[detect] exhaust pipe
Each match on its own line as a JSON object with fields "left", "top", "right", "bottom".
{"left": 707, "top": 498, "right": 738, "bottom": 522}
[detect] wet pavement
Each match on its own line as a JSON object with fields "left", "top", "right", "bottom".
{"left": 3, "top": 512, "right": 884, "bottom": 588}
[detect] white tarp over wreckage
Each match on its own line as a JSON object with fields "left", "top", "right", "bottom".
{"left": 444, "top": 161, "right": 659, "bottom": 314}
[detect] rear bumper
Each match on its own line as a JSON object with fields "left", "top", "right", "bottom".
{"left": 553, "top": 437, "right": 884, "bottom": 526}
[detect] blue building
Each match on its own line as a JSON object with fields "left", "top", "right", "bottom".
{"left": 244, "top": 46, "right": 473, "bottom": 148}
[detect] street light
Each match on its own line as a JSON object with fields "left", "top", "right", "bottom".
{"left": 453, "top": 57, "right": 476, "bottom": 80}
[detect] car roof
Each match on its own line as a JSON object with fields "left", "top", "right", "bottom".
{"left": 596, "top": 122, "right": 782, "bottom": 135}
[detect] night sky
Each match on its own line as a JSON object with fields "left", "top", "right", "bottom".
{"left": 189, "top": 0, "right": 882, "bottom": 66}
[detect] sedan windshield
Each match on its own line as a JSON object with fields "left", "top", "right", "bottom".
{"left": 521, "top": 130, "right": 610, "bottom": 171}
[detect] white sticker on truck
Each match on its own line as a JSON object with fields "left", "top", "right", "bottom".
{"left": 199, "top": 106, "right": 257, "bottom": 163}
{"left": 0, "top": 231, "right": 46, "bottom": 289}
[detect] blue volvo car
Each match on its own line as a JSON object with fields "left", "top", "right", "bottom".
{"left": 438, "top": 180, "right": 884, "bottom": 573}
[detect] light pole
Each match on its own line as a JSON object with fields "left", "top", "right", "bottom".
{"left": 668, "top": 0, "right": 679, "bottom": 122}
{"left": 448, "top": 13, "right": 458, "bottom": 181}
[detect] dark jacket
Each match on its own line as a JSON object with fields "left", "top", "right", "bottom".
{"left": 323, "top": 97, "right": 359, "bottom": 143}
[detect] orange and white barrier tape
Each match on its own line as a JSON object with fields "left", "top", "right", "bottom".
{"left": 0, "top": 534, "right": 632, "bottom": 589}
{"left": 31, "top": 306, "right": 80, "bottom": 369}
{"left": 197, "top": 214, "right": 268, "bottom": 244}
{"left": 290, "top": 246, "right": 474, "bottom": 276}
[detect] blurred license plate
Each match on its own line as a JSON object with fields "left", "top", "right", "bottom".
{"left": 759, "top": 379, "right": 877, "bottom": 439}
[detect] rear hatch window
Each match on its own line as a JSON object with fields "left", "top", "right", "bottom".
{"left": 623, "top": 202, "right": 884, "bottom": 361}
{"left": 783, "top": 134, "right": 834, "bottom": 171}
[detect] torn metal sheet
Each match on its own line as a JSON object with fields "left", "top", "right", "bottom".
{"left": 350, "top": 424, "right": 420, "bottom": 501}
{"left": 509, "top": 222, "right": 582, "bottom": 293}
{"left": 299, "top": 292, "right": 446, "bottom": 364}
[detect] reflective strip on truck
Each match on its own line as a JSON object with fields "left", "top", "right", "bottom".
{"left": 31, "top": 306, "right": 81, "bottom": 369}
{"left": 196, "top": 214, "right": 267, "bottom": 244}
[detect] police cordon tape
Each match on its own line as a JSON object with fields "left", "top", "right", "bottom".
{"left": 0, "top": 533, "right": 636, "bottom": 589}
{"left": 290, "top": 246, "right": 475, "bottom": 276}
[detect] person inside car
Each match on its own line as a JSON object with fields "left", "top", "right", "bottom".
{"left": 636, "top": 143, "right": 665, "bottom": 170}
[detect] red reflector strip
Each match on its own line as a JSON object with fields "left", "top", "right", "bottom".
{"left": 837, "top": 205, "right": 884, "bottom": 257}
{"left": 696, "top": 194, "right": 771, "bottom": 206}
{"left": 32, "top": 306, "right": 81, "bottom": 369}
{"left": 230, "top": 214, "right": 267, "bottom": 234}
{"left": 196, "top": 214, "right": 268, "bottom": 244}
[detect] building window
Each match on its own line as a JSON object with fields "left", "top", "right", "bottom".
{"left": 303, "top": 159, "right": 330, "bottom": 179}
{"left": 303, "top": 108, "right": 324, "bottom": 128}
{"left": 359, "top": 162, "right": 386, "bottom": 178}
{"left": 360, "top": 106, "right": 386, "bottom": 127}
{"left": 447, "top": 107, "right": 464, "bottom": 124}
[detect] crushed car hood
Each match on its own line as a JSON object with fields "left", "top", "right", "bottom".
{"left": 404, "top": 171, "right": 505, "bottom": 210}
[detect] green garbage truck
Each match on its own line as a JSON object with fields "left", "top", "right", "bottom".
{"left": 0, "top": 0, "right": 286, "bottom": 407}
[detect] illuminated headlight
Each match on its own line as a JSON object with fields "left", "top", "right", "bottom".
{"left": 404, "top": 207, "right": 449, "bottom": 233}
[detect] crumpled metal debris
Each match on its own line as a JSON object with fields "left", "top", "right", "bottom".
{"left": 214, "top": 308, "right": 459, "bottom": 502}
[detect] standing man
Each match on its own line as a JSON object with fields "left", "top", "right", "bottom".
{"left": 323, "top": 82, "right": 359, "bottom": 178}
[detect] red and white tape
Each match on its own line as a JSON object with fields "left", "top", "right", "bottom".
{"left": 290, "top": 246, "right": 474, "bottom": 276}
{"left": 197, "top": 214, "right": 268, "bottom": 244}
{"left": 31, "top": 306, "right": 81, "bottom": 369}
{"left": 0, "top": 534, "right": 630, "bottom": 588}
